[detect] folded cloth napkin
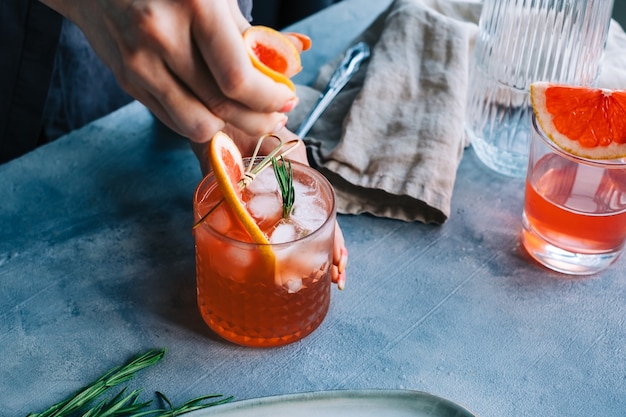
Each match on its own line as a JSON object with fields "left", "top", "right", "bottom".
{"left": 287, "top": 0, "right": 481, "bottom": 224}
{"left": 287, "top": 0, "right": 626, "bottom": 224}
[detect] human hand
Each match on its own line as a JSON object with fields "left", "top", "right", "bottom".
{"left": 190, "top": 126, "right": 348, "bottom": 289}
{"left": 41, "top": 0, "right": 299, "bottom": 143}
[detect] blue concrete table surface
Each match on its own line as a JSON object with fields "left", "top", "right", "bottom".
{"left": 2, "top": 1, "right": 625, "bottom": 416}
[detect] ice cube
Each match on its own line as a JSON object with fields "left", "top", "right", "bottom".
{"left": 246, "top": 193, "right": 282, "bottom": 227}
{"left": 206, "top": 203, "right": 232, "bottom": 235}
{"left": 213, "top": 244, "right": 254, "bottom": 283}
{"left": 273, "top": 242, "right": 330, "bottom": 289}
{"left": 224, "top": 245, "right": 254, "bottom": 267}
{"left": 292, "top": 176, "right": 318, "bottom": 197}
{"left": 273, "top": 257, "right": 304, "bottom": 292}
{"left": 294, "top": 249, "right": 330, "bottom": 275}
{"left": 282, "top": 275, "right": 303, "bottom": 293}
{"left": 290, "top": 197, "right": 327, "bottom": 234}
{"left": 245, "top": 167, "right": 279, "bottom": 194}
{"left": 270, "top": 220, "right": 298, "bottom": 244}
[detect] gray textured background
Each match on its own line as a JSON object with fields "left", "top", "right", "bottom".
{"left": 2, "top": 2, "right": 626, "bottom": 417}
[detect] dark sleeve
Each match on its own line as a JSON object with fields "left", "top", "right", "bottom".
{"left": 0, "top": 0, "right": 62, "bottom": 164}
{"left": 40, "top": 19, "right": 133, "bottom": 142}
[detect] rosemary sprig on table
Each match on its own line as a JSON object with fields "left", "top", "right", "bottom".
{"left": 154, "top": 391, "right": 232, "bottom": 416}
{"left": 26, "top": 348, "right": 233, "bottom": 417}
{"left": 26, "top": 349, "right": 164, "bottom": 417}
{"left": 78, "top": 388, "right": 151, "bottom": 417}
{"left": 271, "top": 156, "right": 295, "bottom": 218}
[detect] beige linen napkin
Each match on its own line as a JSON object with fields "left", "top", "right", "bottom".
{"left": 287, "top": 0, "right": 481, "bottom": 224}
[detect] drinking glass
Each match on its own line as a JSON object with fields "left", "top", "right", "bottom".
{"left": 521, "top": 116, "right": 626, "bottom": 275}
{"left": 466, "top": 0, "right": 614, "bottom": 178}
{"left": 193, "top": 159, "right": 336, "bottom": 347}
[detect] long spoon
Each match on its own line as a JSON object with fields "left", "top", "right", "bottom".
{"left": 295, "top": 41, "right": 370, "bottom": 138}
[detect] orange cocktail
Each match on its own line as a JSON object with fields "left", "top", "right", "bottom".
{"left": 521, "top": 116, "right": 626, "bottom": 275}
{"left": 193, "top": 159, "right": 336, "bottom": 347}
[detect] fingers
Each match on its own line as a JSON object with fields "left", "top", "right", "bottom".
{"left": 190, "top": 139, "right": 211, "bottom": 176}
{"left": 115, "top": 43, "right": 225, "bottom": 143}
{"left": 226, "top": 0, "right": 253, "bottom": 29}
{"left": 96, "top": 0, "right": 299, "bottom": 143}
{"left": 62, "top": 0, "right": 304, "bottom": 142}
{"left": 191, "top": 0, "right": 297, "bottom": 114}
{"left": 331, "top": 223, "right": 347, "bottom": 290}
{"left": 156, "top": 0, "right": 296, "bottom": 141}
{"left": 124, "top": 4, "right": 288, "bottom": 141}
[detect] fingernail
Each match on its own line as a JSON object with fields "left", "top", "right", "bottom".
{"left": 280, "top": 97, "right": 299, "bottom": 113}
{"left": 272, "top": 116, "right": 288, "bottom": 133}
{"left": 337, "top": 272, "right": 346, "bottom": 291}
{"left": 338, "top": 247, "right": 348, "bottom": 273}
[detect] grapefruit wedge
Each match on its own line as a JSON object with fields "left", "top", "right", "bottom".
{"left": 208, "top": 131, "right": 270, "bottom": 246}
{"left": 530, "top": 82, "right": 626, "bottom": 160}
{"left": 243, "top": 25, "right": 306, "bottom": 91}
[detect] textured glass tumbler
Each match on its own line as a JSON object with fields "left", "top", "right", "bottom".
{"left": 466, "top": 0, "right": 613, "bottom": 178}
{"left": 193, "top": 159, "right": 336, "bottom": 347}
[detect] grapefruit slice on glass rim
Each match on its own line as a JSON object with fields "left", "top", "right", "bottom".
{"left": 530, "top": 82, "right": 626, "bottom": 160}
{"left": 208, "top": 131, "right": 271, "bottom": 246}
{"left": 243, "top": 25, "right": 308, "bottom": 91}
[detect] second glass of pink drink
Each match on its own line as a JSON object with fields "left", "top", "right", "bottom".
{"left": 521, "top": 116, "right": 626, "bottom": 275}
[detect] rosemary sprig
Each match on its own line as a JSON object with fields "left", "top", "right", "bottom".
{"left": 153, "top": 391, "right": 234, "bottom": 416}
{"left": 27, "top": 349, "right": 165, "bottom": 417}
{"left": 26, "top": 348, "right": 233, "bottom": 417}
{"left": 271, "top": 156, "right": 295, "bottom": 218}
{"left": 79, "top": 388, "right": 153, "bottom": 417}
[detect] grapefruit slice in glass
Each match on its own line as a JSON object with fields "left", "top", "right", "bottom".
{"left": 208, "top": 131, "right": 270, "bottom": 246}
{"left": 530, "top": 82, "right": 626, "bottom": 160}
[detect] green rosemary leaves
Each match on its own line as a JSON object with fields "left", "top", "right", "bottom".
{"left": 26, "top": 348, "right": 232, "bottom": 417}
{"left": 272, "top": 156, "right": 295, "bottom": 218}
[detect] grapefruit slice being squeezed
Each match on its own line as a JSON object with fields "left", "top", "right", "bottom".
{"left": 243, "top": 25, "right": 309, "bottom": 91}
{"left": 530, "top": 82, "right": 626, "bottom": 159}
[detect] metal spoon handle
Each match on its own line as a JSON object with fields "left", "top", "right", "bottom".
{"left": 296, "top": 42, "right": 370, "bottom": 138}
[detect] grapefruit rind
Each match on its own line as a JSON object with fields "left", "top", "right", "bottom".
{"left": 530, "top": 81, "right": 626, "bottom": 160}
{"left": 284, "top": 32, "right": 312, "bottom": 52}
{"left": 243, "top": 26, "right": 302, "bottom": 91}
{"left": 208, "top": 131, "right": 270, "bottom": 246}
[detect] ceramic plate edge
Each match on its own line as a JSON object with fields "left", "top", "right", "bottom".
{"left": 184, "top": 389, "right": 477, "bottom": 417}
